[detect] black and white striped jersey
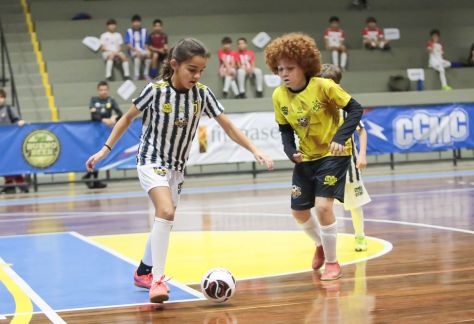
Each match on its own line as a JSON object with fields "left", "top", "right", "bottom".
{"left": 132, "top": 79, "right": 224, "bottom": 171}
{"left": 343, "top": 110, "right": 365, "bottom": 183}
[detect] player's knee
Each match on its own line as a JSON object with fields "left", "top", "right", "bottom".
{"left": 157, "top": 208, "right": 175, "bottom": 220}
{"left": 315, "top": 204, "right": 332, "bottom": 217}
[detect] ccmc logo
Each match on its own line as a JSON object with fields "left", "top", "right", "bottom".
{"left": 394, "top": 108, "right": 469, "bottom": 149}
{"left": 22, "top": 129, "right": 61, "bottom": 168}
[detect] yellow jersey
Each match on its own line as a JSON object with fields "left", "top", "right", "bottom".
{"left": 272, "top": 77, "right": 352, "bottom": 161}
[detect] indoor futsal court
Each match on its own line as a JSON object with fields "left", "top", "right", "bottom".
{"left": 1, "top": 164, "right": 474, "bottom": 322}
{"left": 2, "top": 0, "right": 474, "bottom": 323}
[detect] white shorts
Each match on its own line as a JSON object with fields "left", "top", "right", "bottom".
{"left": 341, "top": 178, "right": 371, "bottom": 211}
{"left": 137, "top": 164, "right": 184, "bottom": 207}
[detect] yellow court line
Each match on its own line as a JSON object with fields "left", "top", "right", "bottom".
{"left": 20, "top": 0, "right": 58, "bottom": 121}
{"left": 0, "top": 266, "right": 33, "bottom": 323}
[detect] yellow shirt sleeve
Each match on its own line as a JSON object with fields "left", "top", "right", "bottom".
{"left": 272, "top": 88, "right": 288, "bottom": 125}
{"left": 323, "top": 79, "right": 351, "bottom": 109}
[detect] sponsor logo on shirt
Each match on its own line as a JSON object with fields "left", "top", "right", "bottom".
{"left": 175, "top": 118, "right": 188, "bottom": 128}
{"left": 297, "top": 117, "right": 309, "bottom": 127}
{"left": 162, "top": 103, "right": 172, "bottom": 113}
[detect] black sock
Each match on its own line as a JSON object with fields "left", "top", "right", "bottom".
{"left": 137, "top": 260, "right": 152, "bottom": 276}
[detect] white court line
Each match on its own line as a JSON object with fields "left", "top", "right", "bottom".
{"left": 68, "top": 232, "right": 205, "bottom": 300}
{"left": 0, "top": 256, "right": 66, "bottom": 324}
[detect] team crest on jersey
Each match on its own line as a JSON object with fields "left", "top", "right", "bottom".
{"left": 153, "top": 167, "right": 168, "bottom": 176}
{"left": 106, "top": 102, "right": 112, "bottom": 109}
{"left": 312, "top": 100, "right": 322, "bottom": 113}
{"left": 162, "top": 103, "right": 172, "bottom": 113}
{"left": 324, "top": 175, "right": 337, "bottom": 186}
{"left": 291, "top": 185, "right": 302, "bottom": 199}
{"left": 175, "top": 118, "right": 188, "bottom": 128}
{"left": 193, "top": 100, "right": 201, "bottom": 116}
{"left": 178, "top": 182, "right": 184, "bottom": 194}
{"left": 281, "top": 106, "right": 289, "bottom": 115}
{"left": 297, "top": 117, "right": 309, "bottom": 127}
{"left": 354, "top": 186, "right": 364, "bottom": 197}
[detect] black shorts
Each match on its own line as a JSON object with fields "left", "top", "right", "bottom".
{"left": 291, "top": 156, "right": 351, "bottom": 211}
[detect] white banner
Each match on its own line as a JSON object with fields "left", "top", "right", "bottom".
{"left": 187, "top": 112, "right": 288, "bottom": 165}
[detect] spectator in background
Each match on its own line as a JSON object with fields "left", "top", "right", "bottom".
{"left": 0, "top": 89, "right": 28, "bottom": 194}
{"left": 235, "top": 37, "right": 263, "bottom": 98}
{"left": 83, "top": 81, "right": 123, "bottom": 189}
{"left": 146, "top": 19, "right": 168, "bottom": 79}
{"left": 217, "top": 36, "right": 239, "bottom": 98}
{"left": 324, "top": 16, "right": 348, "bottom": 71}
{"left": 125, "top": 14, "right": 151, "bottom": 80}
{"left": 363, "top": 17, "right": 390, "bottom": 50}
{"left": 351, "top": 0, "right": 369, "bottom": 10}
{"left": 100, "top": 19, "right": 130, "bottom": 81}
{"left": 427, "top": 29, "right": 452, "bottom": 90}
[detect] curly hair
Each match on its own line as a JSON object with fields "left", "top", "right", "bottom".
{"left": 264, "top": 33, "right": 321, "bottom": 78}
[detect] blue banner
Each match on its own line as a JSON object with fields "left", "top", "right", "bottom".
{"left": 0, "top": 120, "right": 141, "bottom": 176}
{"left": 0, "top": 103, "right": 473, "bottom": 176}
{"left": 363, "top": 103, "right": 473, "bottom": 154}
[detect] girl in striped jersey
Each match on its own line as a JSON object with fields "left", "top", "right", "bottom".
{"left": 86, "top": 38, "right": 273, "bottom": 303}
{"left": 318, "top": 63, "right": 371, "bottom": 252}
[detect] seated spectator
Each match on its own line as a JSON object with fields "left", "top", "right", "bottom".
{"left": 125, "top": 14, "right": 151, "bottom": 80}
{"left": 427, "top": 29, "right": 452, "bottom": 90}
{"left": 217, "top": 36, "right": 239, "bottom": 98}
{"left": 235, "top": 37, "right": 263, "bottom": 98}
{"left": 0, "top": 89, "right": 28, "bottom": 194}
{"left": 146, "top": 19, "right": 168, "bottom": 79}
{"left": 100, "top": 19, "right": 130, "bottom": 81}
{"left": 468, "top": 43, "right": 474, "bottom": 66}
{"left": 324, "top": 16, "right": 348, "bottom": 71}
{"left": 363, "top": 17, "right": 390, "bottom": 50}
{"left": 83, "top": 81, "right": 123, "bottom": 189}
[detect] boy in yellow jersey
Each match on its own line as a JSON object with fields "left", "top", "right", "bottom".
{"left": 318, "top": 64, "right": 371, "bottom": 252}
{"left": 265, "top": 33, "right": 363, "bottom": 280}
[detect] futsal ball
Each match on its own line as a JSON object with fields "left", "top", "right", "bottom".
{"left": 201, "top": 268, "right": 236, "bottom": 303}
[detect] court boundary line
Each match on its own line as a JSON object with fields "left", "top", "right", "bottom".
{"left": 69, "top": 232, "right": 205, "bottom": 300}
{"left": 0, "top": 257, "right": 66, "bottom": 324}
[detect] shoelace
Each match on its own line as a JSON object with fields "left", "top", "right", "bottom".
{"left": 155, "top": 275, "right": 172, "bottom": 285}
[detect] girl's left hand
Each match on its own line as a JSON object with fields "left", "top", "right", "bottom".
{"left": 329, "top": 142, "right": 344, "bottom": 155}
{"left": 254, "top": 150, "right": 274, "bottom": 171}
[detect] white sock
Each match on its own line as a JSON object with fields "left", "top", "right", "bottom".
{"left": 320, "top": 221, "right": 338, "bottom": 263}
{"left": 134, "top": 57, "right": 141, "bottom": 77}
{"left": 223, "top": 75, "right": 231, "bottom": 92}
{"left": 299, "top": 214, "right": 322, "bottom": 246}
{"left": 144, "top": 59, "right": 151, "bottom": 76}
{"left": 230, "top": 80, "right": 239, "bottom": 96}
{"left": 142, "top": 235, "right": 152, "bottom": 266}
{"left": 439, "top": 68, "right": 448, "bottom": 87}
{"left": 351, "top": 207, "right": 365, "bottom": 237}
{"left": 254, "top": 68, "right": 263, "bottom": 92}
{"left": 151, "top": 217, "right": 173, "bottom": 281}
{"left": 105, "top": 60, "right": 113, "bottom": 78}
{"left": 340, "top": 52, "right": 348, "bottom": 69}
{"left": 237, "top": 68, "right": 246, "bottom": 93}
{"left": 122, "top": 61, "right": 130, "bottom": 77}
{"left": 332, "top": 50, "right": 339, "bottom": 66}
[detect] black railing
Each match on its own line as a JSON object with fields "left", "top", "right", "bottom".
{"left": 0, "top": 17, "right": 21, "bottom": 114}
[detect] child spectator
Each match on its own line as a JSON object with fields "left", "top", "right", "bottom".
{"left": 100, "top": 19, "right": 130, "bottom": 81}
{"left": 324, "top": 16, "right": 348, "bottom": 71}
{"left": 235, "top": 37, "right": 264, "bottom": 98}
{"left": 83, "top": 81, "right": 123, "bottom": 189}
{"left": 217, "top": 36, "right": 239, "bottom": 98}
{"left": 363, "top": 17, "right": 390, "bottom": 50}
{"left": 146, "top": 19, "right": 168, "bottom": 79}
{"left": 427, "top": 29, "right": 452, "bottom": 90}
{"left": 0, "top": 89, "right": 28, "bottom": 194}
{"left": 125, "top": 14, "right": 151, "bottom": 80}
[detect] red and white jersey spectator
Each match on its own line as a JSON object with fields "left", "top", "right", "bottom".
{"left": 217, "top": 36, "right": 239, "bottom": 98}
{"left": 427, "top": 29, "right": 451, "bottom": 90}
{"left": 362, "top": 17, "right": 390, "bottom": 50}
{"left": 235, "top": 38, "right": 263, "bottom": 98}
{"left": 324, "top": 28, "right": 345, "bottom": 48}
{"left": 325, "top": 17, "right": 348, "bottom": 70}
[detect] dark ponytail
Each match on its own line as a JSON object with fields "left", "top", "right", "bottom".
{"left": 159, "top": 38, "right": 210, "bottom": 80}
